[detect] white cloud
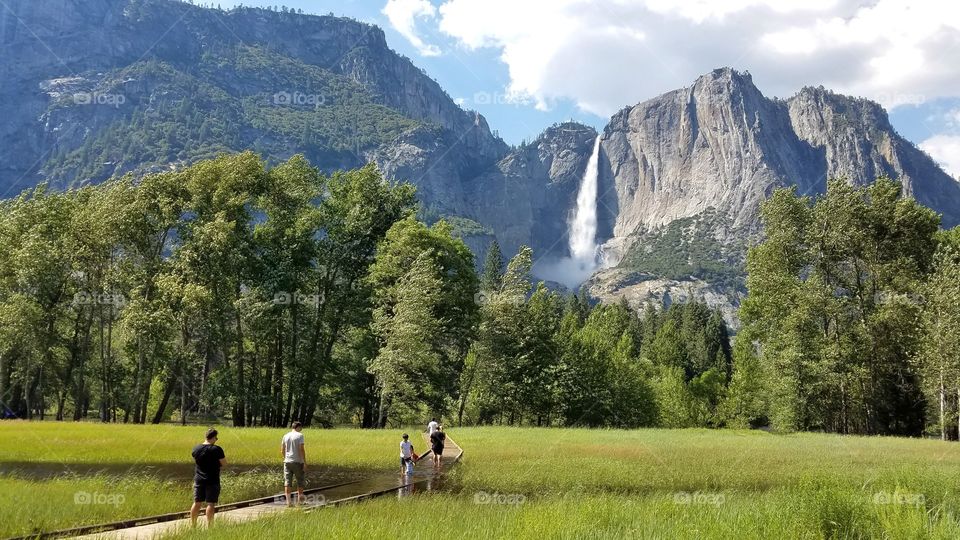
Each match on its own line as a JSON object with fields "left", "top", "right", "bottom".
{"left": 415, "top": 0, "right": 960, "bottom": 116}
{"left": 948, "top": 108, "right": 960, "bottom": 129}
{"left": 644, "top": 0, "right": 837, "bottom": 24}
{"left": 921, "top": 135, "right": 960, "bottom": 180}
{"left": 382, "top": 0, "right": 441, "bottom": 57}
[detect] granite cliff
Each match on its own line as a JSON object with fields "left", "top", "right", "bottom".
{"left": 2, "top": 4, "right": 958, "bottom": 322}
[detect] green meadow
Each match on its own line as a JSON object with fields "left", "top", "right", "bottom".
{"left": 0, "top": 422, "right": 393, "bottom": 537}
{"left": 3, "top": 424, "right": 960, "bottom": 538}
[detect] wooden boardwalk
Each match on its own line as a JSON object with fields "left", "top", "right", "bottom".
{"left": 62, "top": 436, "right": 463, "bottom": 540}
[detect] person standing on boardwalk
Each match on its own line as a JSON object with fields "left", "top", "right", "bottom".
{"left": 426, "top": 418, "right": 439, "bottom": 437}
{"left": 190, "top": 428, "right": 226, "bottom": 528}
{"left": 281, "top": 421, "right": 307, "bottom": 506}
{"left": 400, "top": 433, "right": 415, "bottom": 475}
{"left": 429, "top": 425, "right": 446, "bottom": 468}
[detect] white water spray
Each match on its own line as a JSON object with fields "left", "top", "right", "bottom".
{"left": 569, "top": 135, "right": 602, "bottom": 267}
{"left": 533, "top": 135, "right": 604, "bottom": 290}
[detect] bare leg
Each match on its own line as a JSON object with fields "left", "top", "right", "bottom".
{"left": 205, "top": 504, "right": 215, "bottom": 527}
{"left": 297, "top": 487, "right": 304, "bottom": 505}
{"left": 285, "top": 485, "right": 292, "bottom": 507}
{"left": 190, "top": 502, "right": 202, "bottom": 527}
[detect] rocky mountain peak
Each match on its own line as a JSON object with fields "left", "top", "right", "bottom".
{"left": 692, "top": 67, "right": 758, "bottom": 94}
{"left": 790, "top": 86, "right": 894, "bottom": 136}
{"left": 535, "top": 121, "right": 597, "bottom": 142}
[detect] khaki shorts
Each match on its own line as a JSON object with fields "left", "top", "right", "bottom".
{"left": 284, "top": 462, "right": 306, "bottom": 488}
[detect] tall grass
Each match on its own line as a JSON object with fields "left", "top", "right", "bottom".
{"left": 0, "top": 422, "right": 396, "bottom": 537}
{"left": 3, "top": 424, "right": 960, "bottom": 538}
{"left": 172, "top": 491, "right": 960, "bottom": 540}
{"left": 176, "top": 427, "right": 960, "bottom": 539}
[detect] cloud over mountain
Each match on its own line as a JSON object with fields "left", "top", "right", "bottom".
{"left": 388, "top": 0, "right": 960, "bottom": 117}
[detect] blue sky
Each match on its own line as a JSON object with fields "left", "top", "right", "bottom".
{"left": 216, "top": 0, "right": 960, "bottom": 178}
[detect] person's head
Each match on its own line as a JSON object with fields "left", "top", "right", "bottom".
{"left": 205, "top": 428, "right": 218, "bottom": 443}
{"left": 291, "top": 421, "right": 302, "bottom": 432}
{"left": 402, "top": 433, "right": 409, "bottom": 440}
{"left": 431, "top": 417, "right": 437, "bottom": 422}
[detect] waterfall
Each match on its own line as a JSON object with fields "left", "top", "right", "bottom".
{"left": 569, "top": 135, "right": 602, "bottom": 270}
{"left": 532, "top": 135, "right": 604, "bottom": 290}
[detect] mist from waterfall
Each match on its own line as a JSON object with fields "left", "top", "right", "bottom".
{"left": 534, "top": 135, "right": 604, "bottom": 290}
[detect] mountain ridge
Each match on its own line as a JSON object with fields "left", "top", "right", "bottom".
{"left": 2, "top": 2, "right": 958, "bottom": 320}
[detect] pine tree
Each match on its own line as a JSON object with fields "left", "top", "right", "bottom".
{"left": 481, "top": 239, "right": 504, "bottom": 293}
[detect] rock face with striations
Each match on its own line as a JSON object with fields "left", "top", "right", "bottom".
{"left": 598, "top": 68, "right": 960, "bottom": 246}
{"left": 599, "top": 69, "right": 821, "bottom": 240}
{"left": 588, "top": 68, "right": 960, "bottom": 323}
{"left": 786, "top": 86, "right": 960, "bottom": 226}
{"left": 467, "top": 122, "right": 598, "bottom": 261}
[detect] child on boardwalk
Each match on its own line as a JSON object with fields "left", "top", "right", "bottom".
{"left": 400, "top": 433, "right": 416, "bottom": 475}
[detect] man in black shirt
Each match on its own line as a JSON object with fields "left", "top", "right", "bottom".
{"left": 190, "top": 428, "right": 226, "bottom": 528}
{"left": 429, "top": 425, "right": 446, "bottom": 468}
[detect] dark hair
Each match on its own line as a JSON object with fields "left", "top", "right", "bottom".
{"left": 292, "top": 421, "right": 303, "bottom": 430}
{"left": 205, "top": 429, "right": 218, "bottom": 441}
{"left": 402, "top": 433, "right": 409, "bottom": 439}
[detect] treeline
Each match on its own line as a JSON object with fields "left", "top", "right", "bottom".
{"left": 1, "top": 153, "right": 419, "bottom": 426}
{"left": 734, "top": 178, "right": 960, "bottom": 438}
{"left": 462, "top": 242, "right": 733, "bottom": 427}
{"left": 0, "top": 153, "right": 736, "bottom": 429}
{"left": 7, "top": 154, "right": 956, "bottom": 437}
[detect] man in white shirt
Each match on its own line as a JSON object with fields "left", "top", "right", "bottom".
{"left": 400, "top": 433, "right": 415, "bottom": 475}
{"left": 427, "top": 418, "right": 439, "bottom": 437}
{"left": 281, "top": 421, "right": 306, "bottom": 506}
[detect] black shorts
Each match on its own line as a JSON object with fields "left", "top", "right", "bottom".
{"left": 432, "top": 446, "right": 444, "bottom": 456}
{"left": 193, "top": 482, "right": 221, "bottom": 503}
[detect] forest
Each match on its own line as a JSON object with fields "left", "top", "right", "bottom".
{"left": 2, "top": 154, "right": 959, "bottom": 438}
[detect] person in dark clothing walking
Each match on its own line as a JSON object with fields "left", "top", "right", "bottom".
{"left": 190, "top": 428, "right": 226, "bottom": 528}
{"left": 429, "top": 425, "right": 446, "bottom": 468}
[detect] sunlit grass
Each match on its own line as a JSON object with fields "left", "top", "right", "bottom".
{"left": 4, "top": 423, "right": 960, "bottom": 538}
{"left": 174, "top": 427, "right": 960, "bottom": 539}
{"left": 173, "top": 491, "right": 960, "bottom": 540}
{"left": 0, "top": 422, "right": 395, "bottom": 537}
